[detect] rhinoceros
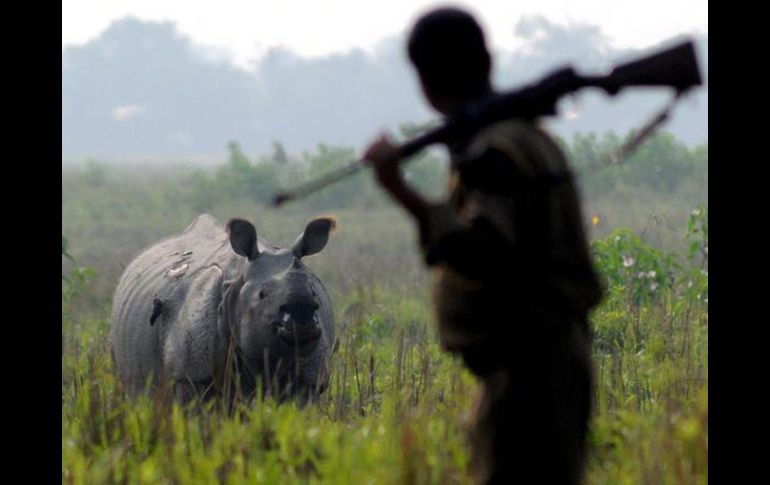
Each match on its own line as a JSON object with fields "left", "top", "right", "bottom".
{"left": 109, "top": 214, "right": 336, "bottom": 403}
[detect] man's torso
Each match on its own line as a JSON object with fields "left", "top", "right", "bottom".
{"left": 426, "top": 120, "right": 603, "bottom": 373}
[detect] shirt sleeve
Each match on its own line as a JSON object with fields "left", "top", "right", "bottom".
{"left": 417, "top": 146, "right": 535, "bottom": 280}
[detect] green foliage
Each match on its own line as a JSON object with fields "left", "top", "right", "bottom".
{"left": 82, "top": 159, "right": 108, "bottom": 187}
{"left": 183, "top": 168, "right": 222, "bottom": 212}
{"left": 214, "top": 141, "right": 280, "bottom": 203}
{"left": 61, "top": 209, "right": 707, "bottom": 483}
{"left": 680, "top": 206, "right": 709, "bottom": 307}
{"left": 302, "top": 144, "right": 371, "bottom": 209}
{"left": 62, "top": 237, "right": 98, "bottom": 358}
{"left": 62, "top": 283, "right": 475, "bottom": 484}
{"left": 62, "top": 129, "right": 707, "bottom": 484}
{"left": 569, "top": 131, "right": 707, "bottom": 200}
{"left": 620, "top": 132, "right": 696, "bottom": 192}
{"left": 62, "top": 236, "right": 97, "bottom": 309}
{"left": 62, "top": 235, "right": 74, "bottom": 263}
{"left": 591, "top": 229, "right": 679, "bottom": 306}
{"left": 271, "top": 141, "right": 289, "bottom": 165}
{"left": 61, "top": 271, "right": 707, "bottom": 484}
{"left": 687, "top": 205, "right": 708, "bottom": 267}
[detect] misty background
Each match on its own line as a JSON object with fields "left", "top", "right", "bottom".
{"left": 61, "top": 16, "right": 707, "bottom": 162}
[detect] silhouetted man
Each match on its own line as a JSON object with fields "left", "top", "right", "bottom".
{"left": 364, "top": 7, "right": 604, "bottom": 484}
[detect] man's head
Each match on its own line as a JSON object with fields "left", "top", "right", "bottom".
{"left": 407, "top": 7, "right": 492, "bottom": 114}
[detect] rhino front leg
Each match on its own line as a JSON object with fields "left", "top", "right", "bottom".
{"left": 174, "top": 377, "right": 216, "bottom": 405}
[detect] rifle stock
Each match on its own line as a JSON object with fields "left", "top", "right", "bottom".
{"left": 272, "top": 39, "right": 702, "bottom": 207}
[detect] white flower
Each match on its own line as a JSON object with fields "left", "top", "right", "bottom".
{"left": 691, "top": 209, "right": 701, "bottom": 217}
{"left": 623, "top": 255, "right": 636, "bottom": 267}
{"left": 650, "top": 282, "right": 659, "bottom": 291}
{"left": 647, "top": 270, "right": 656, "bottom": 278}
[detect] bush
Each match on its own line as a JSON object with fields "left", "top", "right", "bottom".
{"left": 591, "top": 229, "right": 679, "bottom": 306}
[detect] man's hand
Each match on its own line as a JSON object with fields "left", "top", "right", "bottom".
{"left": 363, "top": 134, "right": 403, "bottom": 191}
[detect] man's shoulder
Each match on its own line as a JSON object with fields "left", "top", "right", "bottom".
{"left": 471, "top": 120, "right": 550, "bottom": 148}
{"left": 463, "top": 120, "right": 567, "bottom": 177}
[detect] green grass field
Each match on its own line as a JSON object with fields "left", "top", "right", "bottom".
{"left": 62, "top": 152, "right": 707, "bottom": 484}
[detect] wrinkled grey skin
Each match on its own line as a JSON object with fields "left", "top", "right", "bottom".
{"left": 109, "top": 214, "right": 335, "bottom": 404}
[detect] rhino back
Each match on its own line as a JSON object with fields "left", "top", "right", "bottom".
{"left": 109, "top": 214, "right": 242, "bottom": 392}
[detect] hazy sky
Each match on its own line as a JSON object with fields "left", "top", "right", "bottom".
{"left": 62, "top": 0, "right": 707, "bottom": 68}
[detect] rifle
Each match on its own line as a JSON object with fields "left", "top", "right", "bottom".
{"left": 272, "top": 38, "right": 702, "bottom": 207}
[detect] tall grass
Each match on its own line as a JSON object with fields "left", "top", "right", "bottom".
{"left": 62, "top": 267, "right": 706, "bottom": 483}
{"left": 62, "top": 157, "right": 707, "bottom": 484}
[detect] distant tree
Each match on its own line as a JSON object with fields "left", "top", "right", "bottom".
{"left": 271, "top": 141, "right": 289, "bottom": 165}
{"left": 216, "top": 141, "right": 279, "bottom": 203}
{"left": 82, "top": 159, "right": 108, "bottom": 186}
{"left": 227, "top": 141, "right": 251, "bottom": 170}
{"left": 300, "top": 144, "right": 373, "bottom": 208}
{"left": 615, "top": 132, "right": 694, "bottom": 192}
{"left": 567, "top": 131, "right": 705, "bottom": 197}
{"left": 184, "top": 169, "right": 220, "bottom": 212}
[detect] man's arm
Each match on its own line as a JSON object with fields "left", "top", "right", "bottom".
{"left": 365, "top": 135, "right": 530, "bottom": 280}
{"left": 364, "top": 134, "right": 430, "bottom": 227}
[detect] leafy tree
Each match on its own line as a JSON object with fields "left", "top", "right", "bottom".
{"left": 82, "top": 159, "right": 108, "bottom": 186}
{"left": 619, "top": 132, "right": 694, "bottom": 192}
{"left": 301, "top": 143, "right": 373, "bottom": 209}
{"left": 215, "top": 141, "right": 279, "bottom": 203}
{"left": 568, "top": 131, "right": 707, "bottom": 198}
{"left": 271, "top": 141, "right": 289, "bottom": 165}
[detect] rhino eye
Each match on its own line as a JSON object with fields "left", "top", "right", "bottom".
{"left": 259, "top": 288, "right": 268, "bottom": 299}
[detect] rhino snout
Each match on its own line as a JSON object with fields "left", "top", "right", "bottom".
{"left": 275, "top": 301, "right": 322, "bottom": 347}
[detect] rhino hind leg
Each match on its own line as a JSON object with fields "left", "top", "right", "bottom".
{"left": 163, "top": 266, "right": 224, "bottom": 397}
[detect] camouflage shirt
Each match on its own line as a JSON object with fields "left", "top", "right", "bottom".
{"left": 418, "top": 120, "right": 603, "bottom": 374}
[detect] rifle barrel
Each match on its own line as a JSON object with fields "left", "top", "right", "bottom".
{"left": 271, "top": 159, "right": 365, "bottom": 207}
{"left": 271, "top": 39, "right": 702, "bottom": 207}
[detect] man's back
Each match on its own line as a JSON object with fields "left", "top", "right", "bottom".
{"left": 424, "top": 121, "right": 602, "bottom": 372}
{"left": 416, "top": 120, "right": 601, "bottom": 484}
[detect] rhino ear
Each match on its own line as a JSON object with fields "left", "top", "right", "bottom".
{"left": 292, "top": 217, "right": 336, "bottom": 258}
{"left": 227, "top": 219, "right": 259, "bottom": 260}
